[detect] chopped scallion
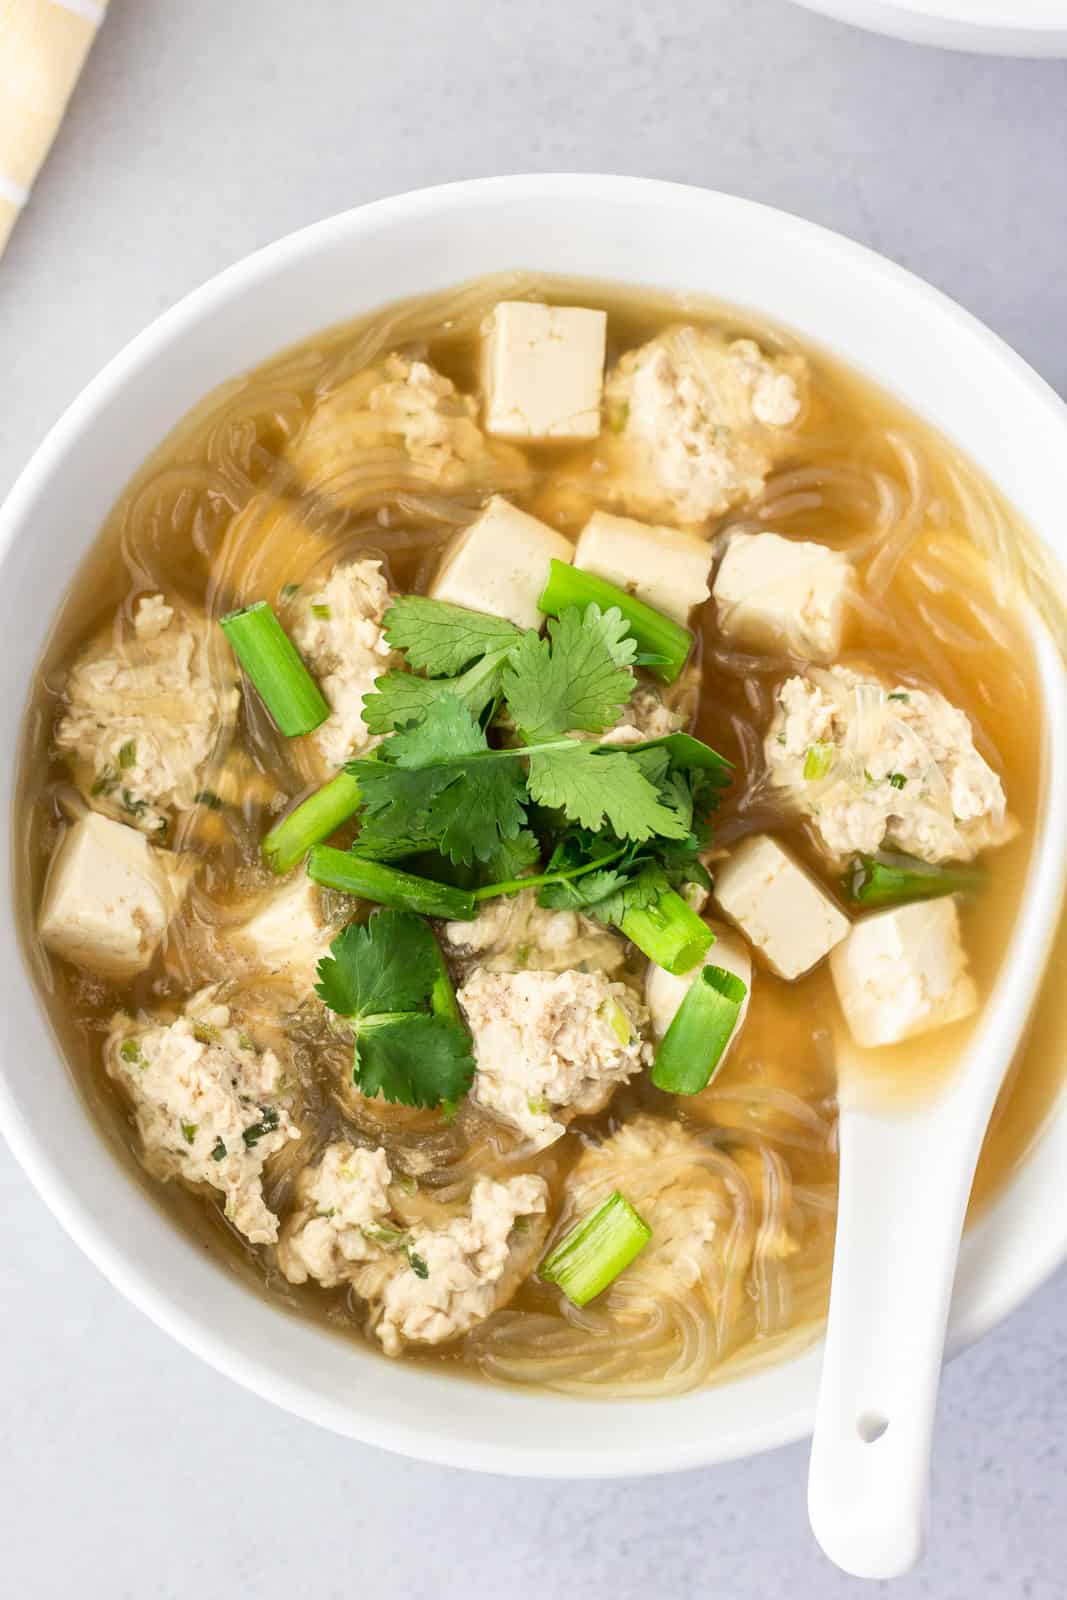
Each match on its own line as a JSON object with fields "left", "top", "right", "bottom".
{"left": 263, "top": 771, "right": 364, "bottom": 874}
{"left": 407, "top": 1249, "right": 430, "bottom": 1279}
{"left": 803, "top": 741, "right": 835, "bottom": 781}
{"left": 887, "top": 772, "right": 907, "bottom": 790}
{"left": 220, "top": 601, "right": 330, "bottom": 737}
{"left": 307, "top": 846, "right": 476, "bottom": 921}
{"left": 844, "top": 851, "right": 989, "bottom": 908}
{"left": 540, "top": 1190, "right": 651, "bottom": 1306}
{"left": 211, "top": 1137, "right": 227, "bottom": 1162}
{"left": 619, "top": 887, "right": 714, "bottom": 975}
{"left": 362, "top": 1224, "right": 409, "bottom": 1248}
{"left": 118, "top": 739, "right": 137, "bottom": 770}
{"left": 601, "top": 999, "right": 632, "bottom": 1046}
{"left": 242, "top": 1106, "right": 280, "bottom": 1148}
{"left": 538, "top": 560, "right": 693, "bottom": 684}
{"left": 651, "top": 964, "right": 748, "bottom": 1095}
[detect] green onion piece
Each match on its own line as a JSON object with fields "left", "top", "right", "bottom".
{"left": 243, "top": 1106, "right": 280, "bottom": 1147}
{"left": 220, "top": 601, "right": 330, "bottom": 737}
{"left": 428, "top": 931, "right": 462, "bottom": 1023}
{"left": 307, "top": 846, "right": 476, "bottom": 921}
{"left": 407, "top": 1249, "right": 430, "bottom": 1280}
{"left": 540, "top": 1190, "right": 652, "bottom": 1306}
{"left": 651, "top": 964, "right": 748, "bottom": 1095}
{"left": 263, "top": 771, "right": 364, "bottom": 874}
{"left": 803, "top": 741, "right": 835, "bottom": 780}
{"left": 538, "top": 560, "right": 693, "bottom": 684}
{"left": 845, "top": 850, "right": 989, "bottom": 908}
{"left": 619, "top": 888, "right": 714, "bottom": 975}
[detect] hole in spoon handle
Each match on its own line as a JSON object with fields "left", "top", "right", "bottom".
{"left": 856, "top": 1412, "right": 889, "bottom": 1444}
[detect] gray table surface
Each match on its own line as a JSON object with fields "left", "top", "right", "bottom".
{"left": 2, "top": 3, "right": 1066, "bottom": 1595}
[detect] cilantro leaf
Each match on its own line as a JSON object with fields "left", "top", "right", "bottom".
{"left": 315, "top": 909, "right": 441, "bottom": 1019}
{"left": 362, "top": 646, "right": 512, "bottom": 737}
{"left": 351, "top": 697, "right": 530, "bottom": 865}
{"left": 480, "top": 830, "right": 541, "bottom": 883}
{"left": 315, "top": 911, "right": 475, "bottom": 1109}
{"left": 583, "top": 864, "right": 671, "bottom": 925}
{"left": 386, "top": 695, "right": 488, "bottom": 766}
{"left": 503, "top": 605, "right": 636, "bottom": 740}
{"left": 355, "top": 1013, "right": 475, "bottom": 1108}
{"left": 527, "top": 746, "right": 689, "bottom": 842}
{"left": 383, "top": 596, "right": 521, "bottom": 676}
{"left": 422, "top": 762, "right": 528, "bottom": 865}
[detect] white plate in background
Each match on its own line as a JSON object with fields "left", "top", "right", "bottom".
{"left": 790, "top": 0, "right": 1067, "bottom": 54}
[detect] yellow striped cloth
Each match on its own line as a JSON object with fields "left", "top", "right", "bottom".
{"left": 0, "top": 0, "right": 108, "bottom": 257}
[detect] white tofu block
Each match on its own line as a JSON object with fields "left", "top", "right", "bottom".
{"left": 712, "top": 531, "right": 853, "bottom": 662}
{"left": 228, "top": 876, "right": 333, "bottom": 989}
{"left": 830, "top": 898, "right": 978, "bottom": 1048}
{"left": 39, "top": 812, "right": 183, "bottom": 979}
{"left": 713, "top": 834, "right": 849, "bottom": 981}
{"left": 574, "top": 511, "right": 713, "bottom": 624}
{"left": 430, "top": 495, "right": 573, "bottom": 630}
{"left": 645, "top": 921, "right": 752, "bottom": 1061}
{"left": 482, "top": 301, "right": 607, "bottom": 440}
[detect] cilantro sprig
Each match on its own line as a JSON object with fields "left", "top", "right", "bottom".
{"left": 349, "top": 692, "right": 687, "bottom": 867}
{"left": 363, "top": 597, "right": 638, "bottom": 742}
{"left": 315, "top": 909, "right": 475, "bottom": 1108}
{"left": 289, "top": 585, "right": 733, "bottom": 981}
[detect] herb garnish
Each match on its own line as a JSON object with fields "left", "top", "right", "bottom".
{"left": 242, "top": 1106, "right": 280, "bottom": 1148}
{"left": 315, "top": 909, "right": 475, "bottom": 1109}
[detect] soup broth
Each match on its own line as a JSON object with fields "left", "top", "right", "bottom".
{"left": 14, "top": 274, "right": 1063, "bottom": 1396}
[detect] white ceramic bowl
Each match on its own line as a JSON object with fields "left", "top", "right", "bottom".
{"left": 790, "top": 0, "right": 1067, "bottom": 53}
{"left": 3, "top": 176, "right": 1067, "bottom": 1477}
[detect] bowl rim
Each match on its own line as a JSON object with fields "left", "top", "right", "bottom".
{"left": 3, "top": 173, "right": 1067, "bottom": 1477}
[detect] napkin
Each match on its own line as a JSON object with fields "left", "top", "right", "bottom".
{"left": 0, "top": 0, "right": 109, "bottom": 258}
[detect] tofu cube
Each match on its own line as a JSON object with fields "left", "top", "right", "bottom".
{"left": 228, "top": 876, "right": 333, "bottom": 989}
{"left": 430, "top": 495, "right": 573, "bottom": 630}
{"left": 645, "top": 921, "right": 752, "bottom": 1059}
{"left": 574, "top": 511, "right": 713, "bottom": 624}
{"left": 830, "top": 898, "right": 978, "bottom": 1048}
{"left": 713, "top": 834, "right": 849, "bottom": 980}
{"left": 482, "top": 301, "right": 607, "bottom": 441}
{"left": 712, "top": 531, "right": 853, "bottom": 662}
{"left": 39, "top": 812, "right": 184, "bottom": 979}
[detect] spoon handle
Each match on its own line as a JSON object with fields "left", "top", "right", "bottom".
{"left": 807, "top": 1093, "right": 978, "bottom": 1581}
